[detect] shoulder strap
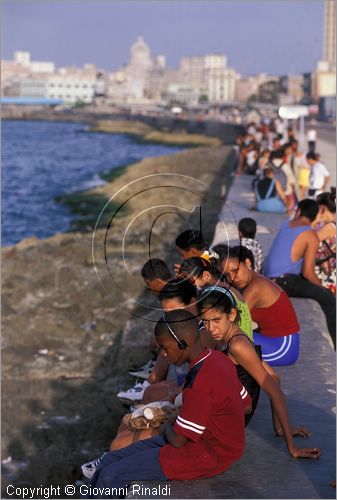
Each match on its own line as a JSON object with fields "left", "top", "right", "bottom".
{"left": 227, "top": 332, "right": 255, "bottom": 347}
{"left": 265, "top": 178, "right": 275, "bottom": 199}
{"left": 226, "top": 333, "right": 262, "bottom": 360}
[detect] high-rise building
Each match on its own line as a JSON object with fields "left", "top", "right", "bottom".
{"left": 323, "top": 0, "right": 336, "bottom": 70}
{"left": 312, "top": 0, "right": 336, "bottom": 100}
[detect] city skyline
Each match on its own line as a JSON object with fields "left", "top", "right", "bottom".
{"left": 3, "top": 1, "right": 324, "bottom": 76}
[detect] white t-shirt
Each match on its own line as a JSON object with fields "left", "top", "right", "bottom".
{"left": 246, "top": 150, "right": 257, "bottom": 166}
{"left": 307, "top": 129, "right": 317, "bottom": 141}
{"left": 310, "top": 162, "right": 330, "bottom": 190}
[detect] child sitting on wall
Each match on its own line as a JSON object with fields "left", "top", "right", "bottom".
{"left": 238, "top": 217, "right": 264, "bottom": 273}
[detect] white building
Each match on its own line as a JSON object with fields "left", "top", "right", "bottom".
{"left": 17, "top": 78, "right": 47, "bottom": 98}
{"left": 125, "top": 36, "right": 153, "bottom": 102}
{"left": 163, "top": 84, "right": 200, "bottom": 106}
{"left": 177, "top": 53, "right": 239, "bottom": 103}
{"left": 207, "top": 67, "right": 240, "bottom": 102}
{"left": 46, "top": 75, "right": 96, "bottom": 103}
{"left": 14, "top": 51, "right": 55, "bottom": 73}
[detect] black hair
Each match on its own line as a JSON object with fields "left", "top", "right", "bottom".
{"left": 211, "top": 244, "right": 230, "bottom": 262}
{"left": 159, "top": 278, "right": 197, "bottom": 305}
{"left": 196, "top": 288, "right": 240, "bottom": 323}
{"left": 316, "top": 191, "right": 336, "bottom": 214}
{"left": 154, "top": 309, "right": 199, "bottom": 343}
{"left": 297, "top": 199, "right": 319, "bottom": 221}
{"left": 141, "top": 259, "right": 172, "bottom": 281}
{"left": 175, "top": 229, "right": 206, "bottom": 251}
{"left": 269, "top": 149, "right": 284, "bottom": 162}
{"left": 222, "top": 245, "right": 255, "bottom": 270}
{"left": 179, "top": 256, "right": 222, "bottom": 281}
{"left": 263, "top": 167, "right": 273, "bottom": 177}
{"left": 238, "top": 217, "right": 257, "bottom": 239}
{"left": 306, "top": 152, "right": 317, "bottom": 161}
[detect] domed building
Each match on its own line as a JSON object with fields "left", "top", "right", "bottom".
{"left": 130, "top": 36, "right": 152, "bottom": 71}
{"left": 125, "top": 36, "right": 153, "bottom": 102}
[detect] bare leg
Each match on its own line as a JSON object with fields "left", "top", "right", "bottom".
{"left": 262, "top": 361, "right": 283, "bottom": 435}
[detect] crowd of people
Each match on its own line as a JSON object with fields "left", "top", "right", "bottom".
{"left": 79, "top": 120, "right": 335, "bottom": 498}
{"left": 236, "top": 119, "right": 331, "bottom": 215}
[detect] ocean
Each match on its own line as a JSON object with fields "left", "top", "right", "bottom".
{"left": 2, "top": 119, "right": 183, "bottom": 246}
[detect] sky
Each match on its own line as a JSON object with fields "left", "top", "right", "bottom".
{"left": 2, "top": 1, "right": 324, "bottom": 76}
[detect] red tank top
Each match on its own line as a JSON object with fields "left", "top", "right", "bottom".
{"left": 251, "top": 291, "right": 300, "bottom": 338}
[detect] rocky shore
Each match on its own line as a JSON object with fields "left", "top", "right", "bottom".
{"left": 2, "top": 139, "right": 238, "bottom": 494}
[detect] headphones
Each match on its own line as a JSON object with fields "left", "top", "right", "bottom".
{"left": 163, "top": 314, "right": 188, "bottom": 350}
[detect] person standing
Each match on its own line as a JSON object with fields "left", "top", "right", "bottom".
{"left": 289, "top": 139, "right": 310, "bottom": 200}
{"left": 306, "top": 153, "right": 330, "bottom": 197}
{"left": 307, "top": 128, "right": 317, "bottom": 153}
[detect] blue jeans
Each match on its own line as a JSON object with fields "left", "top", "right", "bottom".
{"left": 87, "top": 436, "right": 167, "bottom": 498}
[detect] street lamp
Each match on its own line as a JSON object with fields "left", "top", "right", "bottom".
{"left": 278, "top": 105, "right": 309, "bottom": 147}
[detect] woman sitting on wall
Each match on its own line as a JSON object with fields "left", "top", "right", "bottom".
{"left": 221, "top": 246, "right": 300, "bottom": 366}
{"left": 254, "top": 167, "right": 288, "bottom": 213}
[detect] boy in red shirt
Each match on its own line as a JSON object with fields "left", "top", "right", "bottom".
{"left": 86, "top": 309, "right": 250, "bottom": 497}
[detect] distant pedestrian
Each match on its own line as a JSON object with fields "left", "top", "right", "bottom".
{"left": 289, "top": 139, "right": 310, "bottom": 200}
{"left": 306, "top": 152, "right": 330, "bottom": 197}
{"left": 307, "top": 128, "right": 317, "bottom": 153}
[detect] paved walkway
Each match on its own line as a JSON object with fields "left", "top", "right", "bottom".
{"left": 128, "top": 167, "right": 336, "bottom": 499}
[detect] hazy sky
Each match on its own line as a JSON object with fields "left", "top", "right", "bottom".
{"left": 2, "top": 1, "right": 324, "bottom": 76}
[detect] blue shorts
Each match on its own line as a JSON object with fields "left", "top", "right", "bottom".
{"left": 253, "top": 332, "right": 300, "bottom": 366}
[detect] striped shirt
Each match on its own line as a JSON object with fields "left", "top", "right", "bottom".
{"left": 241, "top": 237, "right": 265, "bottom": 273}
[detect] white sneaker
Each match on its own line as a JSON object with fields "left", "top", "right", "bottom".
{"left": 128, "top": 360, "right": 155, "bottom": 379}
{"left": 81, "top": 450, "right": 109, "bottom": 479}
{"left": 117, "top": 381, "right": 150, "bottom": 402}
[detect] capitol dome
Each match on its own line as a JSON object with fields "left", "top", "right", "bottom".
{"left": 130, "top": 35, "right": 152, "bottom": 69}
